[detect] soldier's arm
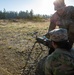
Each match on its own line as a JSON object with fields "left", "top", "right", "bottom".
{"left": 44, "top": 12, "right": 60, "bottom": 39}
{"left": 44, "top": 14, "right": 57, "bottom": 38}
{"left": 48, "top": 21, "right": 56, "bottom": 31}
{"left": 45, "top": 54, "right": 62, "bottom": 75}
{"left": 48, "top": 12, "right": 60, "bottom": 32}
{"left": 45, "top": 56, "right": 53, "bottom": 75}
{"left": 44, "top": 21, "right": 56, "bottom": 38}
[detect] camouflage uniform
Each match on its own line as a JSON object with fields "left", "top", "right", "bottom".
{"left": 45, "top": 48, "right": 74, "bottom": 75}
{"left": 48, "top": 6, "right": 74, "bottom": 46}
{"left": 45, "top": 28, "right": 74, "bottom": 75}
{"left": 35, "top": 56, "right": 47, "bottom": 75}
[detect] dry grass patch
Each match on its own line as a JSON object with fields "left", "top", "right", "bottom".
{"left": 0, "top": 20, "right": 49, "bottom": 75}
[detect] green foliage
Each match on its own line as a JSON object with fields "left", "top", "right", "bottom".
{"left": 0, "top": 9, "right": 50, "bottom": 20}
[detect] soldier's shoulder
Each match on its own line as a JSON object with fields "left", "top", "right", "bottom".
{"left": 66, "top": 6, "right": 74, "bottom": 11}
{"left": 51, "top": 12, "right": 57, "bottom": 17}
{"left": 50, "top": 12, "right": 59, "bottom": 20}
{"left": 67, "top": 6, "right": 74, "bottom": 8}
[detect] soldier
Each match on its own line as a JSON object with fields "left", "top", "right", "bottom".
{"left": 46, "top": 0, "right": 74, "bottom": 47}
{"left": 35, "top": 0, "right": 74, "bottom": 75}
{"left": 45, "top": 28, "right": 74, "bottom": 75}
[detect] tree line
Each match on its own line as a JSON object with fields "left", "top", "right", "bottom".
{"left": 0, "top": 9, "right": 50, "bottom": 20}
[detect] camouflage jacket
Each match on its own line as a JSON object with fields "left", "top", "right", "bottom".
{"left": 48, "top": 6, "right": 74, "bottom": 31}
{"left": 45, "top": 48, "right": 74, "bottom": 75}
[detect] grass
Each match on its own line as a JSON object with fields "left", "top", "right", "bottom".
{"left": 0, "top": 20, "right": 50, "bottom": 75}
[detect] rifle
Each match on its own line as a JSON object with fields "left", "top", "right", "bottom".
{"left": 22, "top": 32, "right": 53, "bottom": 75}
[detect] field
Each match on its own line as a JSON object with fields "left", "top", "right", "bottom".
{"left": 0, "top": 20, "right": 50, "bottom": 75}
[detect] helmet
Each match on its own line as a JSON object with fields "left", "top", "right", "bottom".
{"left": 53, "top": 0, "right": 66, "bottom": 10}
{"left": 48, "top": 28, "right": 68, "bottom": 42}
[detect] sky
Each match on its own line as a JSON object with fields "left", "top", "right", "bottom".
{"left": 0, "top": 0, "right": 74, "bottom": 15}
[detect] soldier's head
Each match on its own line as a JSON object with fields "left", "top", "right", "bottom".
{"left": 49, "top": 28, "right": 68, "bottom": 42}
{"left": 53, "top": 0, "right": 66, "bottom": 15}
{"left": 48, "top": 28, "right": 71, "bottom": 50}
